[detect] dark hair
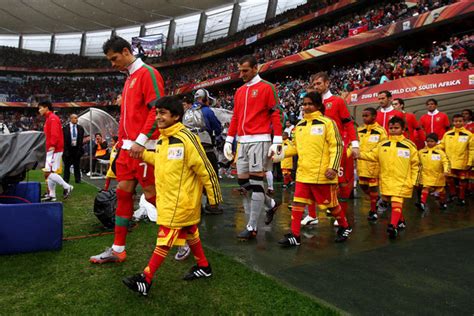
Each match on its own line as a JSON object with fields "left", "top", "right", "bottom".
{"left": 311, "top": 72, "right": 329, "bottom": 82}
{"left": 102, "top": 36, "right": 132, "bottom": 55}
{"left": 303, "top": 92, "right": 324, "bottom": 114}
{"left": 452, "top": 114, "right": 463, "bottom": 120}
{"left": 426, "top": 98, "right": 438, "bottom": 105}
{"left": 388, "top": 116, "right": 405, "bottom": 129}
{"left": 95, "top": 133, "right": 102, "bottom": 137}
{"left": 38, "top": 100, "right": 53, "bottom": 111}
{"left": 238, "top": 55, "right": 258, "bottom": 68}
{"left": 156, "top": 96, "right": 184, "bottom": 121}
{"left": 112, "top": 136, "right": 119, "bottom": 142}
{"left": 378, "top": 90, "right": 392, "bottom": 98}
{"left": 462, "top": 109, "right": 473, "bottom": 120}
{"left": 181, "top": 94, "right": 194, "bottom": 104}
{"left": 362, "top": 107, "right": 377, "bottom": 116}
{"left": 426, "top": 133, "right": 438, "bottom": 142}
{"left": 393, "top": 98, "right": 405, "bottom": 109}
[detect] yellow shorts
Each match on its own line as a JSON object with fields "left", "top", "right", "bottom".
{"left": 156, "top": 225, "right": 199, "bottom": 247}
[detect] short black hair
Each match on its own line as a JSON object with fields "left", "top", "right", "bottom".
{"left": 38, "top": 100, "right": 53, "bottom": 111}
{"left": 238, "top": 55, "right": 258, "bottom": 68}
{"left": 393, "top": 98, "right": 405, "bottom": 109}
{"left": 462, "top": 109, "right": 473, "bottom": 119}
{"left": 388, "top": 116, "right": 405, "bottom": 129}
{"left": 95, "top": 133, "right": 102, "bottom": 137}
{"left": 378, "top": 90, "right": 392, "bottom": 98}
{"left": 452, "top": 114, "right": 463, "bottom": 120}
{"left": 303, "top": 92, "right": 324, "bottom": 114}
{"left": 112, "top": 136, "right": 118, "bottom": 142}
{"left": 426, "top": 133, "right": 438, "bottom": 142}
{"left": 156, "top": 96, "right": 184, "bottom": 121}
{"left": 181, "top": 94, "right": 194, "bottom": 104}
{"left": 363, "top": 107, "right": 377, "bottom": 116}
{"left": 426, "top": 98, "right": 438, "bottom": 106}
{"left": 102, "top": 36, "right": 132, "bottom": 55}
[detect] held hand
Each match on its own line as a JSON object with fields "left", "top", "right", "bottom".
{"left": 48, "top": 147, "right": 55, "bottom": 152}
{"left": 268, "top": 144, "right": 282, "bottom": 158}
{"left": 223, "top": 142, "right": 234, "bottom": 161}
{"left": 129, "top": 143, "right": 145, "bottom": 159}
{"left": 351, "top": 147, "right": 360, "bottom": 159}
{"left": 325, "top": 168, "right": 337, "bottom": 180}
{"left": 272, "top": 147, "right": 286, "bottom": 163}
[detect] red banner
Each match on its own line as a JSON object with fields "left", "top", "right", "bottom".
{"left": 349, "top": 24, "right": 368, "bottom": 37}
{"left": 173, "top": 1, "right": 474, "bottom": 94}
{"left": 0, "top": 66, "right": 116, "bottom": 74}
{"left": 154, "top": 0, "right": 357, "bottom": 68}
{"left": 345, "top": 70, "right": 474, "bottom": 106}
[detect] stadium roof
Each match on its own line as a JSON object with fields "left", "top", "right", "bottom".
{"left": 0, "top": 0, "right": 235, "bottom": 34}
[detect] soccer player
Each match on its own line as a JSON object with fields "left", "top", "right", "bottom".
{"left": 273, "top": 92, "right": 350, "bottom": 246}
{"left": 462, "top": 109, "right": 474, "bottom": 133}
{"left": 311, "top": 72, "right": 359, "bottom": 226}
{"left": 122, "top": 96, "right": 222, "bottom": 296}
{"left": 356, "top": 107, "right": 387, "bottom": 221}
{"left": 280, "top": 132, "right": 294, "bottom": 189}
{"left": 419, "top": 98, "right": 450, "bottom": 140}
{"left": 90, "top": 36, "right": 165, "bottom": 264}
{"left": 439, "top": 114, "right": 473, "bottom": 206}
{"left": 392, "top": 98, "right": 425, "bottom": 149}
{"left": 417, "top": 133, "right": 450, "bottom": 211}
{"left": 359, "top": 117, "right": 420, "bottom": 239}
{"left": 375, "top": 90, "right": 404, "bottom": 132}
{"left": 223, "top": 55, "right": 281, "bottom": 240}
{"left": 39, "top": 101, "right": 73, "bottom": 202}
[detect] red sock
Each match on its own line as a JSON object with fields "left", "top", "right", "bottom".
{"left": 145, "top": 195, "right": 156, "bottom": 206}
{"left": 447, "top": 177, "right": 457, "bottom": 196}
{"left": 331, "top": 203, "right": 349, "bottom": 228}
{"left": 291, "top": 205, "right": 304, "bottom": 237}
{"left": 421, "top": 188, "right": 429, "bottom": 204}
{"left": 369, "top": 190, "right": 378, "bottom": 211}
{"left": 391, "top": 201, "right": 403, "bottom": 226}
{"left": 104, "top": 178, "right": 111, "bottom": 190}
{"left": 143, "top": 245, "right": 170, "bottom": 283}
{"left": 114, "top": 189, "right": 134, "bottom": 247}
{"left": 308, "top": 203, "right": 317, "bottom": 218}
{"left": 459, "top": 181, "right": 467, "bottom": 200}
{"left": 188, "top": 235, "right": 209, "bottom": 267}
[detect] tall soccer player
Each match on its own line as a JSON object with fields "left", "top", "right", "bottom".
{"left": 311, "top": 72, "right": 358, "bottom": 226}
{"left": 90, "top": 36, "right": 165, "bottom": 263}
{"left": 375, "top": 90, "right": 404, "bottom": 133}
{"left": 223, "top": 55, "right": 281, "bottom": 240}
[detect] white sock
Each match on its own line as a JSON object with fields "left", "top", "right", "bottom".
{"left": 48, "top": 173, "right": 71, "bottom": 190}
{"left": 266, "top": 171, "right": 274, "bottom": 190}
{"left": 47, "top": 178, "right": 57, "bottom": 198}
{"left": 112, "top": 245, "right": 125, "bottom": 253}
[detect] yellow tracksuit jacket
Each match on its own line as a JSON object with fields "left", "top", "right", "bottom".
{"left": 142, "top": 122, "right": 223, "bottom": 228}
{"left": 439, "top": 127, "right": 473, "bottom": 170}
{"left": 357, "top": 122, "right": 388, "bottom": 178}
{"left": 284, "top": 110, "right": 343, "bottom": 184}
{"left": 360, "top": 135, "right": 420, "bottom": 198}
{"left": 280, "top": 139, "right": 294, "bottom": 170}
{"left": 419, "top": 146, "right": 450, "bottom": 187}
{"left": 106, "top": 145, "right": 118, "bottom": 178}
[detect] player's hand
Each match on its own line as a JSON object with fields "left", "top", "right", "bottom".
{"left": 351, "top": 147, "right": 360, "bottom": 159}
{"left": 325, "top": 168, "right": 337, "bottom": 180}
{"left": 48, "top": 147, "right": 55, "bottom": 152}
{"left": 130, "top": 143, "right": 145, "bottom": 159}
{"left": 268, "top": 144, "right": 282, "bottom": 158}
{"left": 272, "top": 147, "right": 286, "bottom": 163}
{"left": 223, "top": 142, "right": 234, "bottom": 161}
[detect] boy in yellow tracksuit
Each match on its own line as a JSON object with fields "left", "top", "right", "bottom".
{"left": 281, "top": 132, "right": 294, "bottom": 188}
{"left": 417, "top": 133, "right": 450, "bottom": 211}
{"left": 123, "top": 96, "right": 222, "bottom": 296}
{"left": 273, "top": 92, "right": 350, "bottom": 246}
{"left": 439, "top": 114, "right": 473, "bottom": 206}
{"left": 356, "top": 107, "right": 388, "bottom": 221}
{"left": 359, "top": 116, "right": 420, "bottom": 239}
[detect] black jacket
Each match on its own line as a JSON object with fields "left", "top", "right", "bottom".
{"left": 63, "top": 123, "right": 85, "bottom": 158}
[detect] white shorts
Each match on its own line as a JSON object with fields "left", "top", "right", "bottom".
{"left": 236, "top": 141, "right": 272, "bottom": 174}
{"left": 44, "top": 151, "right": 63, "bottom": 173}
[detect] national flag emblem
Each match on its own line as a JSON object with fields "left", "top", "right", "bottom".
{"left": 436, "top": 117, "right": 440, "bottom": 121}
{"left": 251, "top": 90, "right": 258, "bottom": 97}
{"left": 326, "top": 102, "right": 332, "bottom": 109}
{"left": 129, "top": 78, "right": 137, "bottom": 89}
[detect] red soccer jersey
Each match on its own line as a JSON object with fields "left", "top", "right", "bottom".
{"left": 44, "top": 111, "right": 64, "bottom": 153}
{"left": 323, "top": 92, "right": 358, "bottom": 145}
{"left": 465, "top": 121, "right": 474, "bottom": 134}
{"left": 376, "top": 107, "right": 404, "bottom": 132}
{"left": 419, "top": 110, "right": 450, "bottom": 140}
{"left": 120, "top": 59, "right": 165, "bottom": 149}
{"left": 227, "top": 75, "right": 282, "bottom": 143}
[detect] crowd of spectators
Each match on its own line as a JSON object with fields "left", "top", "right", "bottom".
{"left": 161, "top": 0, "right": 456, "bottom": 90}
{"left": 0, "top": 46, "right": 110, "bottom": 69}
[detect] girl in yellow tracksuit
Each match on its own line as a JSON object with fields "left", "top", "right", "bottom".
{"left": 104, "top": 136, "right": 118, "bottom": 190}
{"left": 418, "top": 133, "right": 450, "bottom": 210}
{"left": 439, "top": 114, "right": 473, "bottom": 205}
{"left": 281, "top": 132, "right": 294, "bottom": 188}
{"left": 123, "top": 96, "right": 222, "bottom": 296}
{"left": 359, "top": 116, "right": 420, "bottom": 239}
{"left": 356, "top": 107, "right": 388, "bottom": 220}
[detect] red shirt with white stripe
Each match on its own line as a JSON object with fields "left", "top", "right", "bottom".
{"left": 376, "top": 106, "right": 404, "bottom": 132}
{"left": 227, "top": 74, "right": 282, "bottom": 144}
{"left": 419, "top": 109, "right": 450, "bottom": 140}
{"left": 322, "top": 90, "right": 358, "bottom": 147}
{"left": 120, "top": 58, "right": 165, "bottom": 150}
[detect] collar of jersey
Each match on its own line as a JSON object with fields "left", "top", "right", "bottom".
{"left": 127, "top": 58, "right": 144, "bottom": 76}
{"left": 380, "top": 105, "right": 394, "bottom": 113}
{"left": 389, "top": 135, "right": 405, "bottom": 142}
{"left": 427, "top": 109, "right": 439, "bottom": 116}
{"left": 160, "top": 122, "right": 184, "bottom": 138}
{"left": 246, "top": 74, "right": 262, "bottom": 87}
{"left": 322, "top": 90, "right": 333, "bottom": 101}
{"left": 303, "top": 110, "right": 323, "bottom": 120}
